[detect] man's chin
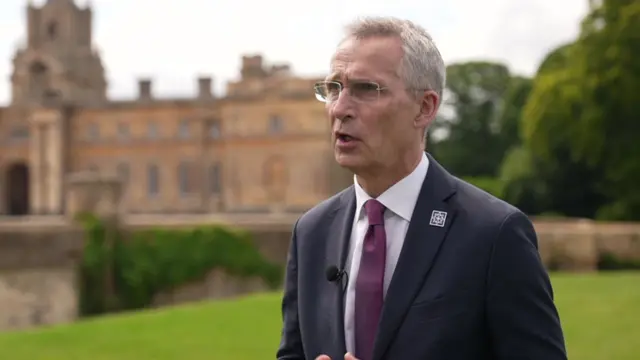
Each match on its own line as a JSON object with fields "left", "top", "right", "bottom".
{"left": 334, "top": 152, "right": 362, "bottom": 170}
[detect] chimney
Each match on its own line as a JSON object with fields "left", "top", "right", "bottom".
{"left": 241, "top": 54, "right": 266, "bottom": 79}
{"left": 197, "top": 77, "right": 213, "bottom": 99}
{"left": 138, "top": 78, "right": 152, "bottom": 100}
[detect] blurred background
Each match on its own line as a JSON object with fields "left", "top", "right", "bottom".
{"left": 0, "top": 0, "right": 637, "bottom": 359}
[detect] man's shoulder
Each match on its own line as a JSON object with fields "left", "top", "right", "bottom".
{"left": 426, "top": 153, "right": 526, "bottom": 230}
{"left": 294, "top": 186, "right": 353, "bottom": 232}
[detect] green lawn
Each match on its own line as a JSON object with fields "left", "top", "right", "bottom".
{"left": 0, "top": 272, "right": 638, "bottom": 360}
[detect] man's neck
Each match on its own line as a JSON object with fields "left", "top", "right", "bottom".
{"left": 356, "top": 151, "right": 423, "bottom": 198}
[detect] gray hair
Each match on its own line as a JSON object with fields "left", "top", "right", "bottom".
{"left": 340, "top": 16, "right": 446, "bottom": 104}
{"left": 339, "top": 17, "right": 446, "bottom": 143}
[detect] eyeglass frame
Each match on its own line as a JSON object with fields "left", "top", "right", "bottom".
{"left": 313, "top": 80, "right": 391, "bottom": 103}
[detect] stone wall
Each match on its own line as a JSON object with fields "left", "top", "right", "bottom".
{"left": 0, "top": 268, "right": 77, "bottom": 330}
{"left": 534, "top": 217, "right": 640, "bottom": 271}
{"left": 0, "top": 215, "right": 639, "bottom": 332}
{"left": 0, "top": 218, "right": 289, "bottom": 332}
{"left": 0, "top": 223, "right": 83, "bottom": 332}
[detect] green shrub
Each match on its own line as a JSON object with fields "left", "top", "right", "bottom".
{"left": 77, "top": 213, "right": 112, "bottom": 315}
{"left": 597, "top": 252, "right": 640, "bottom": 271}
{"left": 76, "top": 213, "right": 283, "bottom": 316}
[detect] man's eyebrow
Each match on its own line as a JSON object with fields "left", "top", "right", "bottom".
{"left": 348, "top": 78, "right": 379, "bottom": 83}
{"left": 324, "top": 73, "right": 381, "bottom": 84}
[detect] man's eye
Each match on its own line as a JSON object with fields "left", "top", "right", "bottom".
{"left": 326, "top": 83, "right": 341, "bottom": 93}
{"left": 354, "top": 83, "right": 378, "bottom": 91}
{"left": 353, "top": 83, "right": 378, "bottom": 92}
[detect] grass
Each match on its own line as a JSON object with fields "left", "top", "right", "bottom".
{"left": 552, "top": 272, "right": 640, "bottom": 360}
{"left": 0, "top": 272, "right": 638, "bottom": 359}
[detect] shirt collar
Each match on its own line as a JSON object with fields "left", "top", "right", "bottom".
{"left": 354, "top": 152, "right": 429, "bottom": 222}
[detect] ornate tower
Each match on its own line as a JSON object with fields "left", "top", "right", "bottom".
{"left": 10, "top": 0, "right": 107, "bottom": 106}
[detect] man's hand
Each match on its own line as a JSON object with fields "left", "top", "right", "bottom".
{"left": 315, "top": 353, "right": 359, "bottom": 360}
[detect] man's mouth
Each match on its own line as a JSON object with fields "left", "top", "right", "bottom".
{"left": 336, "top": 133, "right": 356, "bottom": 142}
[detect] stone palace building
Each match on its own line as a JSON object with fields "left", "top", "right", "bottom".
{"left": 0, "top": 0, "right": 350, "bottom": 217}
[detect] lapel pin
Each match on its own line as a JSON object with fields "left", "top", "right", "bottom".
{"left": 429, "top": 210, "right": 447, "bottom": 227}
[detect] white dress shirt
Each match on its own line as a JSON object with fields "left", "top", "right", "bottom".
{"left": 343, "top": 152, "right": 430, "bottom": 353}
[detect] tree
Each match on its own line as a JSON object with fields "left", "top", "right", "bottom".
{"left": 521, "top": 0, "right": 640, "bottom": 220}
{"left": 571, "top": 0, "right": 640, "bottom": 219}
{"left": 431, "top": 61, "right": 514, "bottom": 177}
{"left": 495, "top": 76, "right": 533, "bottom": 154}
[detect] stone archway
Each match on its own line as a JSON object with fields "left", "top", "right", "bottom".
{"left": 5, "top": 162, "right": 30, "bottom": 215}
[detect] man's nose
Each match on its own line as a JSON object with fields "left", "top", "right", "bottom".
{"left": 328, "top": 89, "right": 355, "bottom": 121}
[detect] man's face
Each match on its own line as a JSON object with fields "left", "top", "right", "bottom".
{"left": 326, "top": 36, "right": 430, "bottom": 175}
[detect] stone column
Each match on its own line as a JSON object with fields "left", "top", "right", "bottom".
{"left": 41, "top": 124, "right": 51, "bottom": 213}
{"left": 47, "top": 122, "right": 63, "bottom": 214}
{"left": 39, "top": 124, "right": 51, "bottom": 213}
{"left": 0, "top": 163, "right": 5, "bottom": 214}
{"left": 28, "top": 108, "right": 66, "bottom": 215}
{"left": 29, "top": 124, "right": 43, "bottom": 214}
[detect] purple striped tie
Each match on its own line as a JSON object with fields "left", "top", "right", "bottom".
{"left": 354, "top": 199, "right": 387, "bottom": 360}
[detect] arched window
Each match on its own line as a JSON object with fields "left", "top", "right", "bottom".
{"left": 47, "top": 21, "right": 57, "bottom": 40}
{"left": 30, "top": 62, "right": 47, "bottom": 74}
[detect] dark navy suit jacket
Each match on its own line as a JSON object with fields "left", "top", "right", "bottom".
{"left": 277, "top": 153, "right": 567, "bottom": 360}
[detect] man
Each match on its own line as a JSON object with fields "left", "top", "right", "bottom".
{"left": 277, "top": 16, "right": 567, "bottom": 360}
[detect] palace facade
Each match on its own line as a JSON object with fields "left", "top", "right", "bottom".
{"left": 0, "top": 0, "right": 349, "bottom": 216}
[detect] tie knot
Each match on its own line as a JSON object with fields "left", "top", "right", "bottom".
{"left": 364, "top": 199, "right": 386, "bottom": 226}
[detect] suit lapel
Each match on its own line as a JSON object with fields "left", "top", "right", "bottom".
{"left": 372, "top": 154, "right": 458, "bottom": 360}
{"left": 327, "top": 186, "right": 356, "bottom": 356}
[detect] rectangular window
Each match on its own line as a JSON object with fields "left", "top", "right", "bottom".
{"left": 117, "top": 123, "right": 130, "bottom": 142}
{"left": 147, "top": 122, "right": 159, "bottom": 139}
{"left": 209, "top": 163, "right": 222, "bottom": 194}
{"left": 208, "top": 119, "right": 221, "bottom": 139}
{"left": 178, "top": 119, "right": 190, "bottom": 139}
{"left": 147, "top": 164, "right": 159, "bottom": 197}
{"left": 178, "top": 161, "right": 190, "bottom": 195}
{"left": 8, "top": 126, "right": 29, "bottom": 143}
{"left": 269, "top": 115, "right": 283, "bottom": 134}
{"left": 87, "top": 123, "right": 99, "bottom": 141}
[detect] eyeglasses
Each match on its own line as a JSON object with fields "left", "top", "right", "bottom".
{"left": 314, "top": 80, "right": 389, "bottom": 103}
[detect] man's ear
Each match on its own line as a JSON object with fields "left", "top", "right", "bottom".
{"left": 414, "top": 90, "right": 439, "bottom": 129}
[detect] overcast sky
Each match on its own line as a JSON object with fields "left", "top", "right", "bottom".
{"left": 0, "top": 0, "right": 589, "bottom": 104}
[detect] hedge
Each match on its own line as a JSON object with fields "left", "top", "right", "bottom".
{"left": 76, "top": 213, "right": 284, "bottom": 316}
{"left": 597, "top": 252, "right": 640, "bottom": 271}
